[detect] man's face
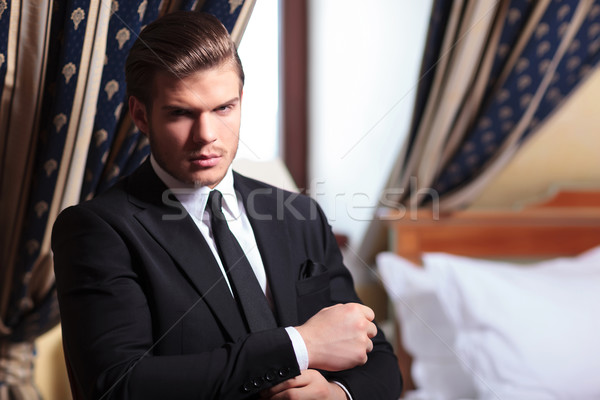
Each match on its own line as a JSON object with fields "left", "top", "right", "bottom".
{"left": 130, "top": 64, "right": 242, "bottom": 187}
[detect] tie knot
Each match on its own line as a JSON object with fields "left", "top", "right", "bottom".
{"left": 207, "top": 190, "right": 225, "bottom": 220}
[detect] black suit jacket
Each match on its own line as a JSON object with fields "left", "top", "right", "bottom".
{"left": 52, "top": 161, "right": 402, "bottom": 399}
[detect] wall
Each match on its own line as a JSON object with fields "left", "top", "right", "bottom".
{"left": 472, "top": 67, "right": 600, "bottom": 208}
{"left": 237, "top": 0, "right": 280, "bottom": 161}
{"left": 308, "top": 0, "right": 433, "bottom": 250}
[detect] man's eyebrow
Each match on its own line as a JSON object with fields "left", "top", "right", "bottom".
{"left": 160, "top": 97, "right": 240, "bottom": 110}
{"left": 218, "top": 97, "right": 240, "bottom": 105}
{"left": 161, "top": 104, "right": 189, "bottom": 111}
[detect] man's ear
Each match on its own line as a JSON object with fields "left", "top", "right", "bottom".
{"left": 129, "top": 96, "right": 149, "bottom": 135}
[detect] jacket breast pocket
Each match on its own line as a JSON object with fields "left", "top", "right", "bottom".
{"left": 295, "top": 272, "right": 331, "bottom": 324}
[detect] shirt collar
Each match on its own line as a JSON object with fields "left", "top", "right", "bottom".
{"left": 150, "top": 155, "right": 240, "bottom": 219}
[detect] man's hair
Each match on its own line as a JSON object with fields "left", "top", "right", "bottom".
{"left": 125, "top": 11, "right": 244, "bottom": 107}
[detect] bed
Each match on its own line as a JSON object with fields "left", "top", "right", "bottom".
{"left": 377, "top": 189, "right": 600, "bottom": 399}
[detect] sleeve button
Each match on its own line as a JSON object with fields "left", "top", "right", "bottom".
{"left": 265, "top": 369, "right": 277, "bottom": 381}
{"left": 253, "top": 377, "right": 265, "bottom": 388}
{"left": 242, "top": 380, "right": 254, "bottom": 392}
{"left": 278, "top": 367, "right": 291, "bottom": 377}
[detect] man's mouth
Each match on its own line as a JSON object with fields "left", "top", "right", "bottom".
{"left": 190, "top": 154, "right": 222, "bottom": 168}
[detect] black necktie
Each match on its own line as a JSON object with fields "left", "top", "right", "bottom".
{"left": 207, "top": 190, "right": 277, "bottom": 332}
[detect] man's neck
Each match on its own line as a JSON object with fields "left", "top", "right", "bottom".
{"left": 149, "top": 154, "right": 238, "bottom": 217}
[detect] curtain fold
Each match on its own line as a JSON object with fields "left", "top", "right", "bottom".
{"left": 388, "top": 0, "right": 600, "bottom": 210}
{"left": 79, "top": 0, "right": 161, "bottom": 202}
{"left": 0, "top": 1, "right": 256, "bottom": 398}
{"left": 360, "top": 0, "right": 600, "bottom": 263}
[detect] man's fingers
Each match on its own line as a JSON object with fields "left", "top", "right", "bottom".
{"left": 361, "top": 304, "right": 375, "bottom": 321}
{"left": 261, "top": 370, "right": 342, "bottom": 400}
{"left": 261, "top": 370, "right": 327, "bottom": 398}
{"left": 296, "top": 302, "right": 379, "bottom": 371}
{"left": 348, "top": 303, "right": 374, "bottom": 321}
{"left": 260, "top": 371, "right": 310, "bottom": 398}
{"left": 262, "top": 377, "right": 298, "bottom": 397}
{"left": 367, "top": 321, "right": 377, "bottom": 338}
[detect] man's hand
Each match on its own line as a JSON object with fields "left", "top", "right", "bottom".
{"left": 260, "top": 369, "right": 348, "bottom": 400}
{"left": 295, "top": 303, "right": 377, "bottom": 371}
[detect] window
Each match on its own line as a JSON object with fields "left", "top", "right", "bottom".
{"left": 236, "top": 0, "right": 280, "bottom": 161}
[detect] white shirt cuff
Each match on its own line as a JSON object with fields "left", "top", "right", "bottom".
{"left": 285, "top": 326, "right": 309, "bottom": 370}
{"left": 284, "top": 328, "right": 352, "bottom": 399}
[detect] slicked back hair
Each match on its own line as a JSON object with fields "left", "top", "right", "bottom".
{"left": 125, "top": 11, "right": 244, "bottom": 108}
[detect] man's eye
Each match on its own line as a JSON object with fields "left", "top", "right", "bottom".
{"left": 216, "top": 105, "right": 231, "bottom": 113}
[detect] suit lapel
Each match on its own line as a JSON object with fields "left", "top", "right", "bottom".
{"left": 128, "top": 162, "right": 247, "bottom": 340}
{"left": 234, "top": 173, "right": 299, "bottom": 326}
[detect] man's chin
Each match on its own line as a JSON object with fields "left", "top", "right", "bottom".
{"left": 189, "top": 173, "right": 224, "bottom": 188}
{"left": 192, "top": 180, "right": 216, "bottom": 188}
{"left": 181, "top": 162, "right": 229, "bottom": 188}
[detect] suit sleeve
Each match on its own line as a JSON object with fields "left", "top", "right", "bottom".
{"left": 52, "top": 205, "right": 300, "bottom": 400}
{"left": 309, "top": 200, "right": 403, "bottom": 399}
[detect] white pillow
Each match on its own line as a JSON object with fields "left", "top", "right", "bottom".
{"left": 377, "top": 253, "right": 477, "bottom": 400}
{"left": 378, "top": 246, "right": 600, "bottom": 400}
{"left": 425, "top": 248, "right": 600, "bottom": 400}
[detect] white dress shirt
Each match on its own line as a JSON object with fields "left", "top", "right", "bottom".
{"left": 150, "top": 157, "right": 308, "bottom": 369}
{"left": 150, "top": 157, "right": 351, "bottom": 399}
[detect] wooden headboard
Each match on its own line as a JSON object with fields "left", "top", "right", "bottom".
{"left": 388, "top": 189, "right": 600, "bottom": 265}
{"left": 384, "top": 189, "right": 600, "bottom": 393}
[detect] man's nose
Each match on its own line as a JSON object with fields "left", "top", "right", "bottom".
{"left": 192, "top": 113, "right": 217, "bottom": 144}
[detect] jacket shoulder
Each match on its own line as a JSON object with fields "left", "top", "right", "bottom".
{"left": 233, "top": 171, "right": 320, "bottom": 214}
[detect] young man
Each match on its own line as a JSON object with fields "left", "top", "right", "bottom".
{"left": 52, "top": 11, "right": 402, "bottom": 400}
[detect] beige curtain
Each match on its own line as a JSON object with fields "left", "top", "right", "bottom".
{"left": 360, "top": 0, "right": 600, "bottom": 261}
{"left": 390, "top": 0, "right": 598, "bottom": 209}
{"left": 0, "top": 1, "right": 255, "bottom": 398}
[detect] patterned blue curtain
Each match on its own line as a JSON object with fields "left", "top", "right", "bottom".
{"left": 389, "top": 0, "right": 600, "bottom": 210}
{"left": 0, "top": 1, "right": 255, "bottom": 398}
